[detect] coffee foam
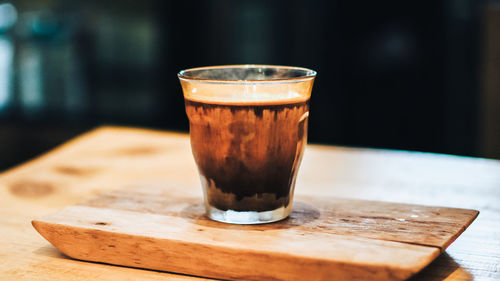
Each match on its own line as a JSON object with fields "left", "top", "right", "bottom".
{"left": 185, "top": 90, "right": 308, "bottom": 105}
{"left": 182, "top": 83, "right": 312, "bottom": 105}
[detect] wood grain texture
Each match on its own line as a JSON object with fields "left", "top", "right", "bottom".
{"left": 1, "top": 126, "right": 499, "bottom": 281}
{"left": 31, "top": 185, "right": 477, "bottom": 281}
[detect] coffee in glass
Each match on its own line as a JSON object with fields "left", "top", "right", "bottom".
{"left": 179, "top": 65, "right": 316, "bottom": 224}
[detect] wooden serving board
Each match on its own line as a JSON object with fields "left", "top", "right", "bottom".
{"left": 32, "top": 184, "right": 478, "bottom": 281}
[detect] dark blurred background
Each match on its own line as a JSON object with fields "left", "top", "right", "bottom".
{"left": 1, "top": 0, "right": 499, "bottom": 171}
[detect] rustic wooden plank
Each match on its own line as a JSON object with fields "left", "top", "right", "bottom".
{"left": 31, "top": 184, "right": 477, "bottom": 281}
{"left": 75, "top": 186, "right": 478, "bottom": 251}
{"left": 1, "top": 126, "right": 498, "bottom": 281}
{"left": 32, "top": 208, "right": 435, "bottom": 281}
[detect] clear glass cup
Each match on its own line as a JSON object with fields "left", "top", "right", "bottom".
{"left": 178, "top": 65, "right": 316, "bottom": 224}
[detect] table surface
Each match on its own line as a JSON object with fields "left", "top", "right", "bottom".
{"left": 1, "top": 127, "right": 499, "bottom": 281}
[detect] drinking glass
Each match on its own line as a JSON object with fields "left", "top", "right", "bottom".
{"left": 178, "top": 65, "right": 316, "bottom": 224}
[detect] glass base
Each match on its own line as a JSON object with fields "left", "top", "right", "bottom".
{"left": 206, "top": 204, "right": 292, "bottom": 224}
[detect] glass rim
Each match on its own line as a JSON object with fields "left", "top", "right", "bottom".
{"left": 178, "top": 64, "right": 317, "bottom": 84}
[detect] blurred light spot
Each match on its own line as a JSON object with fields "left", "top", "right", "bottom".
{"left": 192, "top": 88, "right": 197, "bottom": 93}
{"left": 0, "top": 37, "right": 14, "bottom": 111}
{"left": 452, "top": 0, "right": 472, "bottom": 20}
{"left": 375, "top": 29, "right": 415, "bottom": 64}
{"left": 0, "top": 3, "right": 18, "bottom": 32}
{"left": 19, "top": 44, "right": 44, "bottom": 115}
{"left": 364, "top": 25, "right": 417, "bottom": 72}
{"left": 384, "top": 35, "right": 407, "bottom": 57}
{"left": 31, "top": 12, "right": 60, "bottom": 37}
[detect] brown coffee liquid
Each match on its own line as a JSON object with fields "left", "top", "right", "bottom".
{"left": 185, "top": 98, "right": 309, "bottom": 212}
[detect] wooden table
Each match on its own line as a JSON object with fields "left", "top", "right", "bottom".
{"left": 1, "top": 127, "right": 499, "bottom": 280}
